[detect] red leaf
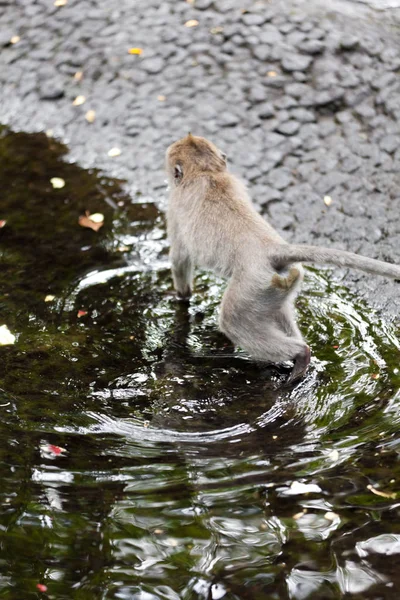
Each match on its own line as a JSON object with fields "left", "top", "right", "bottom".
{"left": 0, "top": 220, "right": 6, "bottom": 228}
{"left": 48, "top": 444, "right": 63, "bottom": 455}
{"left": 36, "top": 584, "right": 47, "bottom": 592}
{"left": 77, "top": 310, "right": 88, "bottom": 318}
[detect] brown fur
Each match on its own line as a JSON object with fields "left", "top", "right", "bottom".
{"left": 165, "top": 134, "right": 400, "bottom": 382}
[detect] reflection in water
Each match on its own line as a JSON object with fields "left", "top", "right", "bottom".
{"left": 0, "top": 127, "right": 399, "bottom": 599}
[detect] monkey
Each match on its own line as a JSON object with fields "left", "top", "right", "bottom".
{"left": 165, "top": 134, "right": 400, "bottom": 382}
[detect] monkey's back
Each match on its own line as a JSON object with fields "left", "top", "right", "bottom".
{"left": 168, "top": 172, "right": 285, "bottom": 280}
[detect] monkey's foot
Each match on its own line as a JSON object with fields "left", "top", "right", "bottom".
{"left": 272, "top": 267, "right": 301, "bottom": 291}
{"left": 287, "top": 345, "right": 311, "bottom": 384}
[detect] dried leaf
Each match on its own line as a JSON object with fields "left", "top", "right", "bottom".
{"left": 0, "top": 220, "right": 6, "bottom": 228}
{"left": 77, "top": 309, "right": 88, "bottom": 318}
{"left": 371, "top": 373, "right": 380, "bottom": 380}
{"left": 50, "top": 177, "right": 65, "bottom": 189}
{"left": 210, "top": 26, "right": 224, "bottom": 34}
{"left": 128, "top": 47, "right": 143, "bottom": 55}
{"left": 45, "top": 129, "right": 54, "bottom": 138}
{"left": 72, "top": 95, "right": 86, "bottom": 106}
{"left": 10, "top": 35, "right": 20, "bottom": 44}
{"left": 267, "top": 70, "right": 277, "bottom": 77}
{"left": 45, "top": 295, "right": 55, "bottom": 302}
{"left": 78, "top": 210, "right": 104, "bottom": 232}
{"left": 108, "top": 147, "right": 121, "bottom": 157}
{"left": 324, "top": 511, "right": 339, "bottom": 521}
{"left": 74, "top": 71, "right": 83, "bottom": 81}
{"left": 324, "top": 195, "right": 332, "bottom": 206}
{"left": 85, "top": 109, "right": 96, "bottom": 123}
{"left": 54, "top": 0, "right": 67, "bottom": 5}
{"left": 0, "top": 325, "right": 15, "bottom": 346}
{"left": 157, "top": 95, "right": 166, "bottom": 102}
{"left": 185, "top": 19, "right": 199, "bottom": 27}
{"left": 367, "top": 484, "right": 397, "bottom": 499}
{"left": 293, "top": 510, "right": 306, "bottom": 520}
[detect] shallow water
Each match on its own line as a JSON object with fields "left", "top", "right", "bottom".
{"left": 0, "top": 127, "right": 399, "bottom": 599}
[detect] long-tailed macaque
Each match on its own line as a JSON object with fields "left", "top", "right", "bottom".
{"left": 165, "top": 134, "right": 400, "bottom": 382}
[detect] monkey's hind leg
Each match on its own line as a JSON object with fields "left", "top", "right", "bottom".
{"left": 219, "top": 278, "right": 310, "bottom": 380}
{"left": 170, "top": 245, "right": 193, "bottom": 301}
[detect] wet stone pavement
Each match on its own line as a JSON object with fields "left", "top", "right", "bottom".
{"left": 0, "top": 0, "right": 400, "bottom": 316}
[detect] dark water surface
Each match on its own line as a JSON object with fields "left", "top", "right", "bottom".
{"left": 0, "top": 128, "right": 399, "bottom": 599}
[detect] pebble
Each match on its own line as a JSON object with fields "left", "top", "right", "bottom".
{"left": 281, "top": 53, "right": 313, "bottom": 72}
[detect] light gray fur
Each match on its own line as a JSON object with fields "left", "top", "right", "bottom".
{"left": 165, "top": 135, "right": 399, "bottom": 381}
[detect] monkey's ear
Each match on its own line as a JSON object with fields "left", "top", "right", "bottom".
{"left": 174, "top": 164, "right": 183, "bottom": 181}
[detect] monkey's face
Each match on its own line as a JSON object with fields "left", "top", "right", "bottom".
{"left": 166, "top": 134, "right": 227, "bottom": 185}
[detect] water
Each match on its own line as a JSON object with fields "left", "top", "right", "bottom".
{"left": 0, "top": 127, "right": 399, "bottom": 599}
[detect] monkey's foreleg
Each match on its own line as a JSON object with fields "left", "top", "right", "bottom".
{"left": 170, "top": 245, "right": 193, "bottom": 300}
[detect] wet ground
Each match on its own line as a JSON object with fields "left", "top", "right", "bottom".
{"left": 0, "top": 127, "right": 400, "bottom": 599}
{"left": 1, "top": 0, "right": 400, "bottom": 598}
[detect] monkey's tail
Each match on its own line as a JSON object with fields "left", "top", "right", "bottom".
{"left": 270, "top": 244, "right": 400, "bottom": 279}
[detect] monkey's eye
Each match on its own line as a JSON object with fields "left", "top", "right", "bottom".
{"left": 221, "top": 152, "right": 227, "bottom": 161}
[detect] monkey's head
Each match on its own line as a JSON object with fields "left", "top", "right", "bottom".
{"left": 166, "top": 134, "right": 227, "bottom": 185}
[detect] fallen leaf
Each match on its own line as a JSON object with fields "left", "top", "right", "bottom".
{"left": 154, "top": 528, "right": 164, "bottom": 534}
{"left": 293, "top": 510, "right": 306, "bottom": 520}
{"left": 324, "top": 511, "right": 339, "bottom": 521}
{"left": 74, "top": 71, "right": 83, "bottom": 81}
{"left": 157, "top": 95, "right": 166, "bottom": 102}
{"left": 45, "top": 295, "right": 55, "bottom": 302}
{"left": 328, "top": 449, "right": 340, "bottom": 461}
{"left": 50, "top": 177, "right": 65, "bottom": 189}
{"left": 272, "top": 435, "right": 278, "bottom": 440}
{"left": 144, "top": 420, "right": 150, "bottom": 428}
{"left": 324, "top": 195, "right": 333, "bottom": 206}
{"left": 48, "top": 444, "right": 66, "bottom": 455}
{"left": 286, "top": 481, "right": 322, "bottom": 495}
{"left": 267, "top": 70, "right": 277, "bottom": 77}
{"left": 367, "top": 484, "right": 397, "bottom": 499}
{"left": 108, "top": 147, "right": 121, "bottom": 157}
{"left": 78, "top": 211, "right": 104, "bottom": 232}
{"left": 332, "top": 345, "right": 339, "bottom": 349}
{"left": 210, "top": 26, "right": 224, "bottom": 34}
{"left": 371, "top": 373, "right": 380, "bottom": 380}
{"left": 10, "top": 35, "right": 20, "bottom": 44}
{"left": 128, "top": 47, "right": 143, "bottom": 55}
{"left": 72, "top": 95, "right": 86, "bottom": 106}
{"left": 36, "top": 584, "right": 48, "bottom": 592}
{"left": 0, "top": 220, "right": 6, "bottom": 228}
{"left": 85, "top": 109, "right": 96, "bottom": 123}
{"left": 185, "top": 19, "right": 199, "bottom": 27}
{"left": 0, "top": 325, "right": 15, "bottom": 346}
{"left": 45, "top": 129, "right": 54, "bottom": 138}
{"left": 54, "top": 0, "right": 67, "bottom": 5}
{"left": 77, "top": 310, "right": 88, "bottom": 318}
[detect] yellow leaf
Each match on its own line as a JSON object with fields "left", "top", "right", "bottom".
{"left": 157, "top": 95, "right": 166, "bottom": 102}
{"left": 185, "top": 19, "right": 199, "bottom": 27}
{"left": 50, "top": 177, "right": 65, "bottom": 189}
{"left": 324, "top": 195, "right": 333, "bottom": 206}
{"left": 85, "top": 109, "right": 96, "bottom": 123}
{"left": 54, "top": 0, "right": 67, "bottom": 6}
{"left": 108, "top": 147, "right": 121, "bottom": 157}
{"left": 72, "top": 95, "right": 86, "bottom": 106}
{"left": 45, "top": 295, "right": 55, "bottom": 302}
{"left": 78, "top": 211, "right": 104, "bottom": 232}
{"left": 10, "top": 35, "right": 20, "bottom": 44}
{"left": 267, "top": 71, "right": 277, "bottom": 77}
{"left": 74, "top": 71, "right": 83, "bottom": 81}
{"left": 367, "top": 484, "right": 397, "bottom": 499}
{"left": 128, "top": 47, "right": 143, "bottom": 55}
